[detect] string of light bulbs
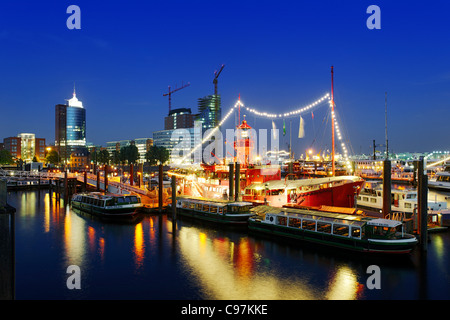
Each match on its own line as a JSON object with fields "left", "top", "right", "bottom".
{"left": 243, "top": 93, "right": 330, "bottom": 119}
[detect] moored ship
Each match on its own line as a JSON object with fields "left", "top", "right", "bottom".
{"left": 71, "top": 192, "right": 143, "bottom": 218}
{"left": 174, "top": 196, "right": 254, "bottom": 225}
{"left": 243, "top": 175, "right": 364, "bottom": 207}
{"left": 249, "top": 205, "right": 418, "bottom": 254}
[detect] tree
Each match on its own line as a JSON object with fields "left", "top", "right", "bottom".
{"left": 145, "top": 146, "right": 170, "bottom": 165}
{"left": 111, "top": 150, "right": 121, "bottom": 166}
{"left": 98, "top": 149, "right": 110, "bottom": 165}
{"left": 120, "top": 145, "right": 139, "bottom": 165}
{"left": 45, "top": 150, "right": 59, "bottom": 165}
{"left": 0, "top": 150, "right": 14, "bottom": 165}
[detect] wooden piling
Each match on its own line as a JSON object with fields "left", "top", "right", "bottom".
{"left": 417, "top": 158, "right": 428, "bottom": 251}
{"left": 228, "top": 163, "right": 234, "bottom": 201}
{"left": 382, "top": 159, "right": 391, "bottom": 218}
{"left": 104, "top": 164, "right": 108, "bottom": 193}
{"left": 130, "top": 164, "right": 134, "bottom": 186}
{"left": 83, "top": 172, "right": 87, "bottom": 192}
{"left": 172, "top": 175, "right": 177, "bottom": 220}
{"left": 235, "top": 162, "right": 240, "bottom": 201}
{"left": 64, "top": 171, "right": 68, "bottom": 204}
{"left": 158, "top": 164, "right": 163, "bottom": 213}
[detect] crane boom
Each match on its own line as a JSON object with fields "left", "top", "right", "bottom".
{"left": 163, "top": 82, "right": 190, "bottom": 113}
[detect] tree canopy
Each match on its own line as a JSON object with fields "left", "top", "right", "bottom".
{"left": 45, "top": 150, "right": 59, "bottom": 165}
{"left": 0, "top": 150, "right": 14, "bottom": 165}
{"left": 145, "top": 146, "right": 170, "bottom": 165}
{"left": 120, "top": 145, "right": 139, "bottom": 165}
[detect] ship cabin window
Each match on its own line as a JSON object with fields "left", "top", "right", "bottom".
{"left": 245, "top": 189, "right": 252, "bottom": 195}
{"left": 195, "top": 203, "right": 202, "bottom": 210}
{"left": 189, "top": 202, "right": 195, "bottom": 209}
{"left": 372, "top": 226, "right": 398, "bottom": 239}
{"left": 288, "top": 217, "right": 301, "bottom": 228}
{"left": 270, "top": 189, "right": 284, "bottom": 196}
{"left": 357, "top": 196, "right": 361, "bottom": 201}
{"left": 363, "top": 197, "right": 369, "bottom": 202}
{"left": 218, "top": 207, "right": 223, "bottom": 214}
{"left": 202, "top": 204, "right": 209, "bottom": 212}
{"left": 125, "top": 196, "right": 140, "bottom": 203}
{"left": 406, "top": 194, "right": 416, "bottom": 199}
{"left": 351, "top": 227, "right": 361, "bottom": 239}
{"left": 105, "top": 199, "right": 114, "bottom": 207}
{"left": 405, "top": 202, "right": 412, "bottom": 209}
{"left": 117, "top": 197, "right": 125, "bottom": 204}
{"left": 333, "top": 224, "right": 349, "bottom": 237}
{"left": 370, "top": 198, "right": 377, "bottom": 203}
{"left": 209, "top": 205, "right": 217, "bottom": 213}
{"left": 317, "top": 222, "right": 332, "bottom": 234}
{"left": 377, "top": 192, "right": 382, "bottom": 197}
{"left": 302, "top": 220, "right": 316, "bottom": 231}
{"left": 277, "top": 216, "right": 287, "bottom": 226}
{"left": 181, "top": 201, "right": 189, "bottom": 209}
{"left": 230, "top": 205, "right": 250, "bottom": 213}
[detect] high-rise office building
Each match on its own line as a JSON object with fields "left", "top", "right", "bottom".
{"left": 55, "top": 90, "right": 86, "bottom": 164}
{"left": 196, "top": 95, "right": 221, "bottom": 131}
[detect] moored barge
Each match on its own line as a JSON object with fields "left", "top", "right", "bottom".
{"left": 249, "top": 205, "right": 418, "bottom": 254}
{"left": 174, "top": 196, "right": 255, "bottom": 225}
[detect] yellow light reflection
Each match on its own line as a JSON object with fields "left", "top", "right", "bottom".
{"left": 63, "top": 207, "right": 87, "bottom": 266}
{"left": 134, "top": 223, "right": 145, "bottom": 268}
{"left": 178, "top": 227, "right": 317, "bottom": 299}
{"left": 44, "top": 193, "right": 50, "bottom": 233}
{"left": 325, "top": 266, "right": 363, "bottom": 300}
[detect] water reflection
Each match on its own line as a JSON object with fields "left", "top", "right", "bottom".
{"left": 7, "top": 190, "right": 450, "bottom": 300}
{"left": 177, "top": 225, "right": 319, "bottom": 299}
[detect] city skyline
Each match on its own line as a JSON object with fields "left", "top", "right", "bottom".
{"left": 1, "top": 1, "right": 450, "bottom": 155}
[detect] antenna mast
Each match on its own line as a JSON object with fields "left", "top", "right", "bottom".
{"left": 331, "top": 66, "right": 335, "bottom": 176}
{"left": 385, "top": 91, "right": 388, "bottom": 159}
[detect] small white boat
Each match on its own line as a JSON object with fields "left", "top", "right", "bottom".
{"left": 356, "top": 183, "right": 447, "bottom": 214}
{"left": 428, "top": 172, "right": 450, "bottom": 192}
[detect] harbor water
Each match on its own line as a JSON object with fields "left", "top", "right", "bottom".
{"left": 7, "top": 190, "right": 450, "bottom": 300}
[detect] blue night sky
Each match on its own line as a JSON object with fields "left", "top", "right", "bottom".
{"left": 0, "top": 1, "right": 449, "bottom": 156}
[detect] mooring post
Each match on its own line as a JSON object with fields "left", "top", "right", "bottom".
{"left": 417, "top": 158, "right": 428, "bottom": 251}
{"left": 158, "top": 164, "right": 163, "bottom": 213}
{"left": 235, "top": 162, "right": 240, "bottom": 202}
{"left": 64, "top": 171, "right": 68, "bottom": 204}
{"left": 104, "top": 164, "right": 108, "bottom": 193}
{"left": 130, "top": 163, "right": 134, "bottom": 186}
{"left": 171, "top": 175, "right": 177, "bottom": 220}
{"left": 228, "top": 162, "right": 234, "bottom": 201}
{"left": 382, "top": 159, "right": 391, "bottom": 218}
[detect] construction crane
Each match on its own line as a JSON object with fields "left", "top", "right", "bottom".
{"left": 163, "top": 82, "right": 190, "bottom": 113}
{"left": 213, "top": 64, "right": 225, "bottom": 97}
{"left": 213, "top": 64, "right": 225, "bottom": 126}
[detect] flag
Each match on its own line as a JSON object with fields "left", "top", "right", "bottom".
{"left": 311, "top": 111, "right": 314, "bottom": 119}
{"left": 272, "top": 120, "right": 277, "bottom": 139}
{"left": 283, "top": 119, "right": 286, "bottom": 136}
{"left": 298, "top": 116, "right": 305, "bottom": 138}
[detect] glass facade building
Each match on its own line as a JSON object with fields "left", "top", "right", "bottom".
{"left": 55, "top": 91, "right": 87, "bottom": 164}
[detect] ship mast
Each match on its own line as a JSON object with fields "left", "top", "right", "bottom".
{"left": 331, "top": 66, "right": 335, "bottom": 176}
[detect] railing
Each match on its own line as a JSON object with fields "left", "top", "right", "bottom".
{"left": 0, "top": 168, "right": 66, "bottom": 182}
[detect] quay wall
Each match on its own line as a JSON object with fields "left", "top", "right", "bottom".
{"left": 0, "top": 180, "right": 6, "bottom": 209}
